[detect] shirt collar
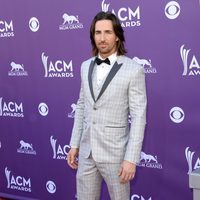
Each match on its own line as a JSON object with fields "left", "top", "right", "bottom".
{"left": 98, "top": 52, "right": 117, "bottom": 65}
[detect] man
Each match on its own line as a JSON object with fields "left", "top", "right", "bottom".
{"left": 67, "top": 11, "right": 147, "bottom": 200}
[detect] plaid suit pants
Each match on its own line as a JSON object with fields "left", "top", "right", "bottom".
{"left": 76, "top": 154, "right": 130, "bottom": 200}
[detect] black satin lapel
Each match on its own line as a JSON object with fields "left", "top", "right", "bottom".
{"left": 88, "top": 60, "right": 95, "bottom": 102}
{"left": 96, "top": 62, "right": 122, "bottom": 101}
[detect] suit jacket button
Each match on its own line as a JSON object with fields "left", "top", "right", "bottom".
{"left": 93, "top": 107, "right": 97, "bottom": 110}
{"left": 93, "top": 121, "right": 96, "bottom": 124}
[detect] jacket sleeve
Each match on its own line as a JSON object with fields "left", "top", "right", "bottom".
{"left": 124, "top": 65, "right": 147, "bottom": 164}
{"left": 69, "top": 64, "right": 85, "bottom": 148}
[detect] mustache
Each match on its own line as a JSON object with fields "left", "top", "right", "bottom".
{"left": 98, "top": 42, "right": 107, "bottom": 45}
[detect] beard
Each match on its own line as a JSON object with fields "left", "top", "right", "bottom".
{"left": 96, "top": 42, "right": 117, "bottom": 57}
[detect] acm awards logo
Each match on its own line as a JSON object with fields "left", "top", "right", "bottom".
{"left": 59, "top": 12, "right": 83, "bottom": 30}
{"left": 180, "top": 45, "right": 200, "bottom": 76}
{"left": 185, "top": 147, "right": 200, "bottom": 174}
{"left": 101, "top": 0, "right": 141, "bottom": 28}
{"left": 5, "top": 167, "right": 31, "bottom": 192}
{"left": 8, "top": 61, "right": 28, "bottom": 76}
{"left": 132, "top": 57, "right": 157, "bottom": 74}
{"left": 17, "top": 140, "right": 36, "bottom": 155}
{"left": 68, "top": 103, "right": 76, "bottom": 118}
{"left": 138, "top": 151, "right": 163, "bottom": 169}
{"left": 50, "top": 136, "right": 71, "bottom": 160}
{"left": 0, "top": 97, "right": 24, "bottom": 118}
{"left": 0, "top": 19, "right": 14, "bottom": 38}
{"left": 131, "top": 194, "right": 152, "bottom": 200}
{"left": 41, "top": 52, "right": 74, "bottom": 78}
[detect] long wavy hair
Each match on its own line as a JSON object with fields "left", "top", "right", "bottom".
{"left": 90, "top": 11, "right": 127, "bottom": 56}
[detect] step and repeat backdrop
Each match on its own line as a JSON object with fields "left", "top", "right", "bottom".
{"left": 0, "top": 0, "right": 200, "bottom": 199}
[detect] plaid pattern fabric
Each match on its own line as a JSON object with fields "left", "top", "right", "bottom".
{"left": 77, "top": 154, "right": 130, "bottom": 200}
{"left": 70, "top": 55, "right": 147, "bottom": 164}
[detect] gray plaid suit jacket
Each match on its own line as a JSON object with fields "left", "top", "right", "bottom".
{"left": 70, "top": 55, "right": 147, "bottom": 164}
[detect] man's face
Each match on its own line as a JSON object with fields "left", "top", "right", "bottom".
{"left": 94, "top": 19, "right": 119, "bottom": 58}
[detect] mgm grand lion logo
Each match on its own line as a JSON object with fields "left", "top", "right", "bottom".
{"left": 17, "top": 140, "right": 36, "bottom": 155}
{"left": 132, "top": 57, "right": 157, "bottom": 74}
{"left": 62, "top": 13, "right": 79, "bottom": 24}
{"left": 8, "top": 61, "right": 28, "bottom": 76}
{"left": 138, "top": 151, "right": 163, "bottom": 169}
{"left": 59, "top": 12, "right": 83, "bottom": 30}
{"left": 10, "top": 62, "right": 24, "bottom": 71}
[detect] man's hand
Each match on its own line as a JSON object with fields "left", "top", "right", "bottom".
{"left": 118, "top": 160, "right": 136, "bottom": 184}
{"left": 67, "top": 148, "right": 79, "bottom": 169}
